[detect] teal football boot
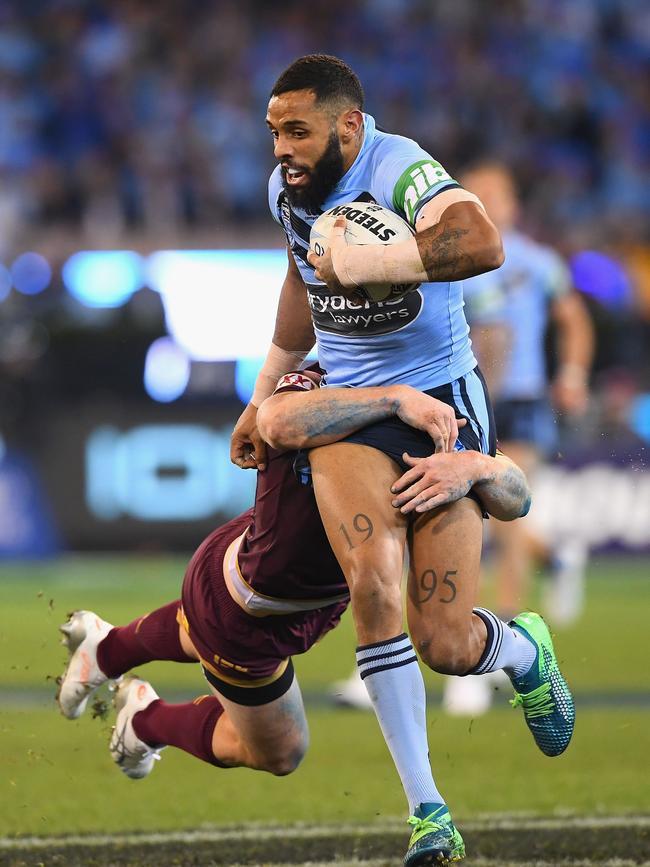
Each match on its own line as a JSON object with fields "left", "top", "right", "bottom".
{"left": 510, "top": 612, "right": 575, "bottom": 757}
{"left": 404, "top": 803, "right": 465, "bottom": 865}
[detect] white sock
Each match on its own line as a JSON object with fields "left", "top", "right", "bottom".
{"left": 356, "top": 633, "right": 444, "bottom": 814}
{"left": 470, "top": 608, "right": 536, "bottom": 678}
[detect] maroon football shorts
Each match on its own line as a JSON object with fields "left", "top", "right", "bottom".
{"left": 179, "top": 515, "right": 348, "bottom": 706}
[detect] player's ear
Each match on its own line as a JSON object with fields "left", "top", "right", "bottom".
{"left": 339, "top": 108, "right": 363, "bottom": 143}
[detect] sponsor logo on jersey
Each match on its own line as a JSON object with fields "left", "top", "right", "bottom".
{"left": 325, "top": 204, "right": 397, "bottom": 242}
{"left": 274, "top": 372, "right": 318, "bottom": 393}
{"left": 307, "top": 288, "right": 423, "bottom": 337}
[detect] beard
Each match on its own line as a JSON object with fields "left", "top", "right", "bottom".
{"left": 281, "top": 131, "right": 345, "bottom": 214}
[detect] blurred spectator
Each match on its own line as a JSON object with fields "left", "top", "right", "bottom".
{"left": 0, "top": 0, "right": 645, "bottom": 241}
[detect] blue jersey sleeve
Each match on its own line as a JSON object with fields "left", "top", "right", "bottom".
{"left": 539, "top": 247, "right": 572, "bottom": 300}
{"left": 373, "top": 135, "right": 459, "bottom": 226}
{"left": 463, "top": 271, "right": 507, "bottom": 326}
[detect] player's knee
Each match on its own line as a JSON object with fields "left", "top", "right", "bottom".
{"left": 255, "top": 720, "right": 309, "bottom": 776}
{"left": 262, "top": 737, "right": 308, "bottom": 776}
{"left": 415, "top": 632, "right": 475, "bottom": 676}
{"left": 266, "top": 750, "right": 304, "bottom": 776}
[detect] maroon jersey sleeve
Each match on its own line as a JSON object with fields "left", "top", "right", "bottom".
{"left": 272, "top": 367, "right": 322, "bottom": 395}
{"left": 237, "top": 367, "right": 346, "bottom": 601}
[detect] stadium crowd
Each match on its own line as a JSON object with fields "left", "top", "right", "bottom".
{"left": 0, "top": 0, "right": 648, "bottom": 466}
{"left": 0, "top": 0, "right": 648, "bottom": 247}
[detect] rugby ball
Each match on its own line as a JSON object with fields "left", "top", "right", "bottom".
{"left": 309, "top": 201, "right": 421, "bottom": 303}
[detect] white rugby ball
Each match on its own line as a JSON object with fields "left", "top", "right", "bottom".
{"left": 309, "top": 201, "right": 421, "bottom": 303}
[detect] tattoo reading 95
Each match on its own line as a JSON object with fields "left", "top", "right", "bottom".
{"left": 339, "top": 513, "right": 374, "bottom": 551}
{"left": 418, "top": 569, "right": 457, "bottom": 604}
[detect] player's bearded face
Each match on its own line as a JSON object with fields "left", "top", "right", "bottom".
{"left": 281, "top": 130, "right": 344, "bottom": 213}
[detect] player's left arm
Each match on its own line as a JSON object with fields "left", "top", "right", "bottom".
{"left": 308, "top": 193, "right": 504, "bottom": 293}
{"left": 549, "top": 290, "right": 594, "bottom": 415}
{"left": 390, "top": 450, "right": 531, "bottom": 521}
{"left": 412, "top": 193, "right": 504, "bottom": 281}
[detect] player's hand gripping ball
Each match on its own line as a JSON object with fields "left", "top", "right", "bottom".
{"left": 309, "top": 201, "right": 421, "bottom": 302}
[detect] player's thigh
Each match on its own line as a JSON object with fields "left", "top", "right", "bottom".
{"left": 309, "top": 443, "right": 407, "bottom": 582}
{"left": 407, "top": 497, "right": 483, "bottom": 656}
{"left": 212, "top": 677, "right": 308, "bottom": 760}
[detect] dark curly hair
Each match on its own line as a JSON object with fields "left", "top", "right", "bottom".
{"left": 271, "top": 54, "right": 364, "bottom": 113}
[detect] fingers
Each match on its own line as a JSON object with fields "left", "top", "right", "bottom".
{"left": 428, "top": 424, "right": 446, "bottom": 454}
{"left": 413, "top": 491, "right": 450, "bottom": 513}
{"left": 230, "top": 437, "right": 267, "bottom": 471}
{"left": 391, "top": 458, "right": 425, "bottom": 494}
{"left": 395, "top": 484, "right": 447, "bottom": 515}
{"left": 230, "top": 436, "right": 246, "bottom": 466}
{"left": 251, "top": 432, "right": 267, "bottom": 472}
{"left": 391, "top": 478, "right": 432, "bottom": 510}
{"left": 449, "top": 415, "right": 459, "bottom": 452}
{"left": 330, "top": 216, "right": 347, "bottom": 241}
{"left": 307, "top": 249, "right": 327, "bottom": 282}
{"left": 428, "top": 410, "right": 463, "bottom": 453}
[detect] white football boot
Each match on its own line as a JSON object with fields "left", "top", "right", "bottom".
{"left": 330, "top": 668, "right": 373, "bottom": 710}
{"left": 57, "top": 610, "right": 114, "bottom": 719}
{"left": 110, "top": 676, "right": 163, "bottom": 779}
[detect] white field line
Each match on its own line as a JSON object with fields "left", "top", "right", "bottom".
{"left": 230, "top": 862, "right": 650, "bottom": 867}
{"left": 250, "top": 862, "right": 649, "bottom": 867}
{"left": 1, "top": 814, "right": 649, "bottom": 850}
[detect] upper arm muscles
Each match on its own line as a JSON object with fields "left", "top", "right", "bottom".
{"left": 257, "top": 385, "right": 400, "bottom": 452}
{"left": 414, "top": 201, "right": 504, "bottom": 281}
{"left": 415, "top": 188, "right": 485, "bottom": 231}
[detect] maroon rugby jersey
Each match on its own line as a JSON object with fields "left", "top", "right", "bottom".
{"left": 232, "top": 369, "right": 347, "bottom": 602}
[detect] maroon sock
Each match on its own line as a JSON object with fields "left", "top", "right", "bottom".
{"left": 97, "top": 600, "right": 194, "bottom": 678}
{"left": 132, "top": 695, "right": 227, "bottom": 767}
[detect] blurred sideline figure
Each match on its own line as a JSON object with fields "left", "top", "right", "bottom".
{"left": 56, "top": 372, "right": 530, "bottom": 843}
{"left": 443, "top": 161, "right": 594, "bottom": 716}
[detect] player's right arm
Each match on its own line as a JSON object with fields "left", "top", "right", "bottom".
{"left": 258, "top": 381, "right": 466, "bottom": 454}
{"left": 390, "top": 450, "right": 531, "bottom": 521}
{"left": 230, "top": 248, "right": 315, "bottom": 471}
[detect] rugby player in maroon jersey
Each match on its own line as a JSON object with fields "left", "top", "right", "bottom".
{"left": 57, "top": 371, "right": 529, "bottom": 782}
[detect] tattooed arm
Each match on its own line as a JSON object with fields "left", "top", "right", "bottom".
{"left": 390, "top": 450, "right": 531, "bottom": 521}
{"left": 307, "top": 202, "right": 503, "bottom": 294}
{"left": 414, "top": 201, "right": 504, "bottom": 283}
{"left": 257, "top": 383, "right": 466, "bottom": 454}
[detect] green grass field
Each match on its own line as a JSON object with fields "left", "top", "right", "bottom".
{"left": 1, "top": 555, "right": 648, "bottom": 840}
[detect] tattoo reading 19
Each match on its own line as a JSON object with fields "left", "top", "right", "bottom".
{"left": 418, "top": 569, "right": 457, "bottom": 604}
{"left": 339, "top": 513, "right": 374, "bottom": 551}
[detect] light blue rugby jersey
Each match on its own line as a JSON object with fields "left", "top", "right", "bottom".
{"left": 268, "top": 113, "right": 477, "bottom": 389}
{"left": 464, "top": 229, "right": 572, "bottom": 400}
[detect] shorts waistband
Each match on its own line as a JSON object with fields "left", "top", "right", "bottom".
{"left": 222, "top": 529, "right": 349, "bottom": 617}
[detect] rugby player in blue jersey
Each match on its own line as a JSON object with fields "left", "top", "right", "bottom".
{"left": 461, "top": 161, "right": 593, "bottom": 629}
{"left": 232, "top": 54, "right": 575, "bottom": 865}
{"left": 57, "top": 374, "right": 530, "bottom": 816}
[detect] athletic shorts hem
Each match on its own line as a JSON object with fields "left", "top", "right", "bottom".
{"left": 202, "top": 659, "right": 295, "bottom": 706}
